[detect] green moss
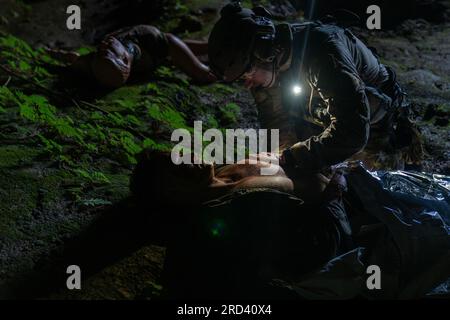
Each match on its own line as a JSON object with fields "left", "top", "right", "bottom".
{"left": 436, "top": 104, "right": 450, "bottom": 114}
{"left": 99, "top": 86, "right": 143, "bottom": 112}
{"left": 219, "top": 102, "right": 241, "bottom": 125}
{"left": 147, "top": 103, "right": 187, "bottom": 129}
{"left": 205, "top": 114, "right": 219, "bottom": 128}
{"left": 0, "top": 169, "right": 39, "bottom": 238}
{"left": 0, "top": 86, "right": 18, "bottom": 108}
{"left": 241, "top": 0, "right": 253, "bottom": 9}
{"left": 0, "top": 145, "right": 44, "bottom": 168}
{"left": 76, "top": 46, "right": 95, "bottom": 56}
{"left": 100, "top": 173, "right": 131, "bottom": 202}
{"left": 0, "top": 31, "right": 252, "bottom": 293}
{"left": 203, "top": 83, "right": 239, "bottom": 96}
{"left": 0, "top": 166, "right": 103, "bottom": 244}
{"left": 0, "top": 34, "right": 58, "bottom": 87}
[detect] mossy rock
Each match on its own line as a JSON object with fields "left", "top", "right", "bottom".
{"left": 0, "top": 145, "right": 44, "bottom": 168}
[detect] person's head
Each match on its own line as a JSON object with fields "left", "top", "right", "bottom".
{"left": 130, "top": 150, "right": 214, "bottom": 206}
{"left": 91, "top": 36, "right": 132, "bottom": 88}
{"left": 208, "top": 3, "right": 283, "bottom": 89}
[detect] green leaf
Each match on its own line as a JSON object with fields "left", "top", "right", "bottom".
{"left": 79, "top": 198, "right": 113, "bottom": 207}
{"left": 38, "top": 134, "right": 63, "bottom": 154}
{"left": 18, "top": 60, "right": 32, "bottom": 72}
{"left": 108, "top": 112, "right": 126, "bottom": 126}
{"left": 76, "top": 46, "right": 95, "bottom": 55}
{"left": 119, "top": 131, "right": 142, "bottom": 155}
{"left": 154, "top": 66, "right": 174, "bottom": 78}
{"left": 58, "top": 154, "right": 75, "bottom": 166}
{"left": 145, "top": 83, "right": 163, "bottom": 95}
{"left": 114, "top": 99, "right": 136, "bottom": 111}
{"left": 219, "top": 103, "right": 241, "bottom": 124}
{"left": 126, "top": 115, "right": 142, "bottom": 126}
{"left": 0, "top": 35, "right": 36, "bottom": 58}
{"left": 19, "top": 100, "right": 37, "bottom": 121}
{"left": 142, "top": 138, "right": 171, "bottom": 151}
{"left": 90, "top": 171, "right": 111, "bottom": 184}
{"left": 146, "top": 103, "right": 187, "bottom": 129}
{"left": 0, "top": 86, "right": 17, "bottom": 108}
{"left": 74, "top": 169, "right": 111, "bottom": 184}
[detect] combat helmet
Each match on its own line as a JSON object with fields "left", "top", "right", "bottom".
{"left": 208, "top": 2, "right": 279, "bottom": 82}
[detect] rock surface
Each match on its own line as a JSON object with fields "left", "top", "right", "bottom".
{"left": 0, "top": 0, "right": 449, "bottom": 299}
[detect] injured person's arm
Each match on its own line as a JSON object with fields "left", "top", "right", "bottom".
{"left": 165, "top": 33, "right": 217, "bottom": 83}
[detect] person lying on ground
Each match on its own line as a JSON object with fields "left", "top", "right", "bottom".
{"left": 47, "top": 25, "right": 217, "bottom": 88}
{"left": 129, "top": 150, "right": 352, "bottom": 298}
{"left": 130, "top": 151, "right": 449, "bottom": 299}
{"left": 130, "top": 150, "right": 346, "bottom": 206}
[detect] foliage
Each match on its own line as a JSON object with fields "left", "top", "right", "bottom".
{"left": 74, "top": 169, "right": 111, "bottom": 185}
{"left": 78, "top": 198, "right": 113, "bottom": 207}
{"left": 219, "top": 102, "right": 241, "bottom": 125}
{"left": 0, "top": 86, "right": 18, "bottom": 108}
{"left": 76, "top": 46, "right": 95, "bottom": 56}
{"left": 0, "top": 33, "right": 247, "bottom": 226}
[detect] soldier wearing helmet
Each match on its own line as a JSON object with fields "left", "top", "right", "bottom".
{"left": 209, "top": 2, "right": 422, "bottom": 171}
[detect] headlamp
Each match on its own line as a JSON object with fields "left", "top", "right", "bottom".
{"left": 292, "top": 84, "right": 302, "bottom": 96}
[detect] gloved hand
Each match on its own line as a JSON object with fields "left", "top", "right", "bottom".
{"left": 280, "top": 147, "right": 309, "bottom": 180}
{"left": 323, "top": 170, "right": 348, "bottom": 201}
{"left": 279, "top": 148, "right": 297, "bottom": 168}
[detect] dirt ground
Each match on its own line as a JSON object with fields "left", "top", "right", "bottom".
{"left": 0, "top": 0, "right": 449, "bottom": 299}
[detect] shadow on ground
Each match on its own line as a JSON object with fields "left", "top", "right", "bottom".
{"left": 2, "top": 198, "right": 167, "bottom": 300}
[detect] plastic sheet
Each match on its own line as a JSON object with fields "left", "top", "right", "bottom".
{"left": 371, "top": 170, "right": 450, "bottom": 202}
{"left": 334, "top": 161, "right": 450, "bottom": 226}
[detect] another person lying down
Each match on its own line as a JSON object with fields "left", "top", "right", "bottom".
{"left": 130, "top": 151, "right": 450, "bottom": 299}
{"left": 130, "top": 150, "right": 346, "bottom": 206}
{"left": 47, "top": 25, "right": 217, "bottom": 88}
{"left": 130, "top": 150, "right": 352, "bottom": 298}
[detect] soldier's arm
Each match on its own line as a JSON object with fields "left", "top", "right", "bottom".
{"left": 288, "top": 45, "right": 370, "bottom": 171}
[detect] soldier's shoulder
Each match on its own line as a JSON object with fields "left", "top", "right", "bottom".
{"left": 311, "top": 22, "right": 344, "bottom": 38}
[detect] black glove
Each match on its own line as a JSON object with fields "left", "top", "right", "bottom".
{"left": 280, "top": 148, "right": 297, "bottom": 167}
{"left": 323, "top": 170, "right": 348, "bottom": 201}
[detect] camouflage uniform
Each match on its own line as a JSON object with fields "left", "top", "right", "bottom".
{"left": 252, "top": 22, "right": 423, "bottom": 171}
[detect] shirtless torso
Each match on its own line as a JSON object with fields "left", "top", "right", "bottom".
{"left": 130, "top": 151, "right": 333, "bottom": 206}
{"left": 199, "top": 153, "right": 329, "bottom": 203}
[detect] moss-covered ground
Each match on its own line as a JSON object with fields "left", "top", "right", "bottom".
{"left": 0, "top": 2, "right": 257, "bottom": 297}
{"left": 0, "top": 0, "right": 448, "bottom": 299}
